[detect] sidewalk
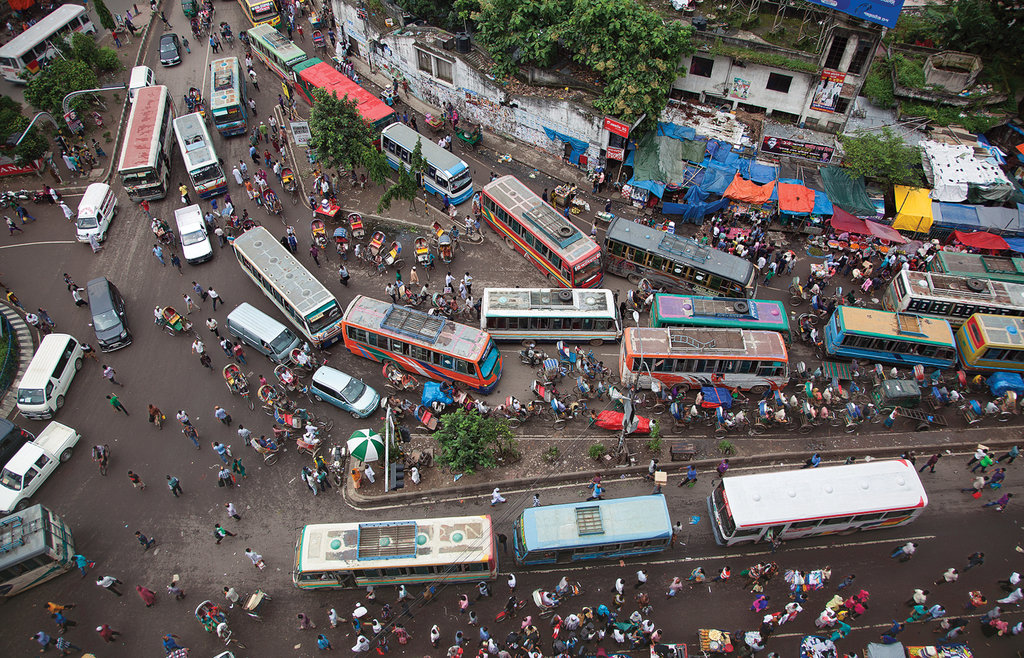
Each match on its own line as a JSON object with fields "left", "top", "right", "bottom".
{"left": 0, "top": 303, "right": 35, "bottom": 420}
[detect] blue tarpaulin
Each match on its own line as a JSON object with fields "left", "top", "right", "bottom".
{"left": 421, "top": 382, "right": 453, "bottom": 407}
{"left": 662, "top": 196, "right": 729, "bottom": 224}
{"left": 932, "top": 202, "right": 980, "bottom": 230}
{"left": 813, "top": 190, "right": 834, "bottom": 216}
{"left": 626, "top": 178, "right": 667, "bottom": 198}
{"left": 657, "top": 122, "right": 698, "bottom": 141}
{"left": 543, "top": 127, "right": 589, "bottom": 165}
{"left": 750, "top": 162, "right": 779, "bottom": 184}
{"left": 700, "top": 387, "right": 733, "bottom": 409}
{"left": 988, "top": 372, "right": 1024, "bottom": 397}
{"left": 1005, "top": 237, "right": 1024, "bottom": 253}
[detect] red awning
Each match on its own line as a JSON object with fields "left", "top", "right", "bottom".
{"left": 830, "top": 207, "right": 869, "bottom": 235}
{"left": 864, "top": 219, "right": 908, "bottom": 244}
{"left": 954, "top": 230, "right": 1010, "bottom": 250}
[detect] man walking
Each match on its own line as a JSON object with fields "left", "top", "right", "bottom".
{"left": 919, "top": 453, "right": 941, "bottom": 473}
{"left": 225, "top": 502, "right": 242, "bottom": 520}
{"left": 214, "top": 406, "right": 232, "bottom": 425}
{"left": 107, "top": 394, "right": 128, "bottom": 415}
{"left": 134, "top": 530, "right": 156, "bottom": 550}
{"left": 152, "top": 244, "right": 166, "bottom": 266}
{"left": 167, "top": 474, "right": 183, "bottom": 497}
{"left": 96, "top": 575, "right": 123, "bottom": 596}
{"left": 208, "top": 287, "right": 222, "bottom": 310}
{"left": 214, "top": 524, "right": 236, "bottom": 544}
{"left": 101, "top": 365, "right": 123, "bottom": 386}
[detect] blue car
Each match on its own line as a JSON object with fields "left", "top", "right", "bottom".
{"left": 310, "top": 366, "right": 380, "bottom": 418}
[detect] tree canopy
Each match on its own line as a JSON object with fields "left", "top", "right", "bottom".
{"left": 307, "top": 87, "right": 377, "bottom": 171}
{"left": 93, "top": 0, "right": 117, "bottom": 32}
{"left": 432, "top": 409, "right": 516, "bottom": 474}
{"left": 24, "top": 59, "right": 98, "bottom": 116}
{"left": 0, "top": 96, "right": 47, "bottom": 164}
{"left": 378, "top": 138, "right": 424, "bottom": 213}
{"left": 837, "top": 128, "right": 922, "bottom": 187}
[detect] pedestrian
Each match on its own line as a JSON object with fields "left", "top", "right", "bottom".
{"left": 225, "top": 501, "right": 242, "bottom": 520}
{"left": 232, "top": 457, "right": 247, "bottom": 480}
{"left": 5, "top": 215, "right": 24, "bottom": 235}
{"left": 134, "top": 530, "right": 156, "bottom": 550}
{"left": 636, "top": 569, "right": 648, "bottom": 588}
{"left": 490, "top": 487, "right": 506, "bottom": 506}
{"left": 316, "top": 633, "right": 332, "bottom": 650}
{"left": 716, "top": 458, "right": 730, "bottom": 479}
{"left": 214, "top": 523, "right": 236, "bottom": 544}
{"left": 178, "top": 183, "right": 190, "bottom": 204}
{"left": 96, "top": 575, "right": 123, "bottom": 596}
{"left": 890, "top": 541, "right": 917, "bottom": 561}
{"left": 801, "top": 452, "right": 821, "bottom": 468}
{"left": 339, "top": 263, "right": 350, "bottom": 286}
{"left": 960, "top": 474, "right": 989, "bottom": 495}
{"left": 997, "top": 445, "right": 1019, "bottom": 464}
{"left": 964, "top": 551, "right": 985, "bottom": 570}
{"left": 183, "top": 293, "right": 197, "bottom": 313}
{"left": 935, "top": 567, "right": 958, "bottom": 585}
{"left": 54, "top": 635, "right": 82, "bottom": 655}
{"left": 127, "top": 470, "right": 145, "bottom": 489}
{"left": 214, "top": 405, "right": 232, "bottom": 425}
{"left": 136, "top": 584, "right": 157, "bottom": 607}
{"left": 970, "top": 451, "right": 995, "bottom": 473}
{"left": 206, "top": 317, "right": 220, "bottom": 337}
{"left": 72, "top": 553, "right": 93, "bottom": 577}
{"left": 166, "top": 474, "right": 183, "bottom": 497}
{"left": 679, "top": 464, "right": 697, "bottom": 487}
{"left": 497, "top": 533, "right": 508, "bottom": 554}
{"left": 919, "top": 453, "right": 941, "bottom": 473}
{"left": 219, "top": 337, "right": 233, "bottom": 357}
{"left": 218, "top": 466, "right": 234, "bottom": 488}
{"left": 51, "top": 609, "right": 76, "bottom": 632}
{"left": 59, "top": 201, "right": 74, "bottom": 222}
{"left": 101, "top": 364, "right": 123, "bottom": 386}
{"left": 298, "top": 612, "right": 317, "bottom": 629}
{"left": 152, "top": 243, "right": 166, "bottom": 266}
{"left": 96, "top": 623, "right": 121, "bottom": 642}
{"left": 170, "top": 253, "right": 183, "bottom": 274}
{"left": 984, "top": 492, "right": 1013, "bottom": 510}
{"left": 245, "top": 547, "right": 265, "bottom": 569}
{"left": 232, "top": 342, "right": 247, "bottom": 364}
{"left": 15, "top": 204, "right": 35, "bottom": 223}
{"left": 967, "top": 445, "right": 987, "bottom": 467}
{"left": 208, "top": 287, "right": 222, "bottom": 309}
{"left": 107, "top": 394, "right": 128, "bottom": 415}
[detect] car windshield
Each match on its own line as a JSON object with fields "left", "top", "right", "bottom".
{"left": 270, "top": 331, "right": 296, "bottom": 354}
{"left": 17, "top": 388, "right": 44, "bottom": 405}
{"left": 77, "top": 216, "right": 99, "bottom": 229}
{"left": 93, "top": 309, "right": 121, "bottom": 331}
{"left": 182, "top": 229, "right": 206, "bottom": 246}
{"left": 0, "top": 468, "right": 22, "bottom": 491}
{"left": 340, "top": 378, "right": 365, "bottom": 403}
{"left": 160, "top": 39, "right": 176, "bottom": 55}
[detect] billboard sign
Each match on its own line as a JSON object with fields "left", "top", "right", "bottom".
{"left": 810, "top": 69, "right": 846, "bottom": 113}
{"left": 604, "top": 117, "right": 630, "bottom": 138}
{"left": 801, "top": 0, "right": 906, "bottom": 29}
{"left": 761, "top": 136, "right": 835, "bottom": 163}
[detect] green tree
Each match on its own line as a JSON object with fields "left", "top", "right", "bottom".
{"left": 24, "top": 59, "right": 98, "bottom": 115}
{"left": 0, "top": 96, "right": 47, "bottom": 164}
{"left": 307, "top": 87, "right": 377, "bottom": 172}
{"left": 838, "top": 128, "right": 922, "bottom": 187}
{"left": 93, "top": 0, "right": 117, "bottom": 32}
{"left": 361, "top": 146, "right": 390, "bottom": 186}
{"left": 432, "top": 409, "right": 516, "bottom": 474}
{"left": 378, "top": 138, "right": 425, "bottom": 212}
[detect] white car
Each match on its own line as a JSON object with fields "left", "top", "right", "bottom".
{"left": 0, "top": 421, "right": 81, "bottom": 515}
{"left": 174, "top": 204, "right": 213, "bottom": 264}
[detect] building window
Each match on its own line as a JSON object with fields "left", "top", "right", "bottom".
{"left": 435, "top": 57, "right": 453, "bottom": 83}
{"left": 834, "top": 97, "right": 851, "bottom": 114}
{"left": 766, "top": 73, "right": 792, "bottom": 93}
{"left": 824, "top": 35, "right": 848, "bottom": 70}
{"left": 847, "top": 39, "right": 873, "bottom": 75}
{"left": 689, "top": 56, "right": 714, "bottom": 78}
{"left": 417, "top": 49, "right": 432, "bottom": 74}
{"left": 416, "top": 48, "right": 454, "bottom": 85}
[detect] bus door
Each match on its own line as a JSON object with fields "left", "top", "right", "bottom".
{"left": 334, "top": 571, "right": 356, "bottom": 588}
{"left": 556, "top": 549, "right": 573, "bottom": 563}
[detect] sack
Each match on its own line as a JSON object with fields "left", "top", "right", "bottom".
{"left": 972, "top": 491, "right": 982, "bottom": 499}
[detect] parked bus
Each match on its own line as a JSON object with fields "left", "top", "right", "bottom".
{"left": 604, "top": 217, "right": 755, "bottom": 298}
{"left": 513, "top": 495, "right": 672, "bottom": 565}
{"left": 480, "top": 176, "right": 603, "bottom": 288}
{"left": 955, "top": 313, "right": 1024, "bottom": 373}
{"left": 209, "top": 57, "right": 248, "bottom": 137}
{"left": 0, "top": 505, "right": 75, "bottom": 597}
{"left": 117, "top": 85, "right": 176, "bottom": 201}
{"left": 381, "top": 122, "right": 474, "bottom": 205}
{"left": 341, "top": 295, "right": 501, "bottom": 393}
{"left": 238, "top": 0, "right": 281, "bottom": 28}
{"left": 621, "top": 327, "right": 788, "bottom": 393}
{"left": 232, "top": 227, "right": 344, "bottom": 347}
{"left": 927, "top": 251, "right": 1024, "bottom": 285}
{"left": 823, "top": 306, "right": 957, "bottom": 370}
{"left": 707, "top": 460, "right": 927, "bottom": 546}
{"left": 246, "top": 23, "right": 308, "bottom": 82}
{"left": 0, "top": 5, "right": 95, "bottom": 82}
{"left": 651, "top": 294, "right": 791, "bottom": 342}
{"left": 480, "top": 288, "right": 621, "bottom": 344}
{"left": 294, "top": 60, "right": 396, "bottom": 129}
{"left": 172, "top": 113, "right": 227, "bottom": 199}
{"left": 882, "top": 269, "right": 1024, "bottom": 329}
{"left": 293, "top": 516, "right": 497, "bottom": 589}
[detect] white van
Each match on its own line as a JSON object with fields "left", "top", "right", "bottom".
{"left": 16, "top": 334, "right": 84, "bottom": 420}
{"left": 174, "top": 204, "right": 213, "bottom": 264}
{"left": 226, "top": 303, "right": 302, "bottom": 363}
{"left": 128, "top": 66, "right": 155, "bottom": 104}
{"left": 75, "top": 183, "right": 118, "bottom": 243}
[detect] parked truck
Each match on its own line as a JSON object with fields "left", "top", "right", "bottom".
{"left": 0, "top": 421, "right": 81, "bottom": 515}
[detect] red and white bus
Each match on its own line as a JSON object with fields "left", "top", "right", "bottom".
{"left": 480, "top": 175, "right": 603, "bottom": 288}
{"left": 117, "top": 85, "right": 176, "bottom": 201}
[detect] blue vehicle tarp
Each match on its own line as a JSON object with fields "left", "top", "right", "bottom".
{"left": 988, "top": 372, "right": 1024, "bottom": 397}
{"left": 749, "top": 162, "right": 779, "bottom": 184}
{"left": 421, "top": 381, "right": 453, "bottom": 407}
{"left": 543, "top": 127, "right": 589, "bottom": 166}
{"left": 700, "top": 386, "right": 733, "bottom": 409}
{"left": 931, "top": 202, "right": 980, "bottom": 231}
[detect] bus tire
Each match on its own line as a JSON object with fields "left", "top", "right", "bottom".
{"left": 627, "top": 273, "right": 642, "bottom": 284}
{"left": 557, "top": 290, "right": 573, "bottom": 302}
{"left": 733, "top": 301, "right": 749, "bottom": 314}
{"left": 914, "top": 422, "right": 930, "bottom": 432}
{"left": 749, "top": 385, "right": 768, "bottom": 395}
{"left": 590, "top": 338, "right": 604, "bottom": 346}
{"left": 14, "top": 499, "right": 29, "bottom": 512}
{"left": 505, "top": 237, "right": 517, "bottom": 251}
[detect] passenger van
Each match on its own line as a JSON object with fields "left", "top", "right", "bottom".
{"left": 75, "top": 183, "right": 118, "bottom": 243}
{"left": 225, "top": 303, "right": 301, "bottom": 363}
{"left": 16, "top": 334, "right": 83, "bottom": 420}
{"left": 310, "top": 366, "right": 380, "bottom": 418}
{"left": 174, "top": 204, "right": 213, "bottom": 264}
{"left": 128, "top": 65, "right": 155, "bottom": 104}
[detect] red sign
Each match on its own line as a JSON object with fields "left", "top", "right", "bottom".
{"left": 604, "top": 117, "right": 630, "bottom": 138}
{"left": 606, "top": 146, "right": 625, "bottom": 161}
{"left": 0, "top": 160, "right": 42, "bottom": 177}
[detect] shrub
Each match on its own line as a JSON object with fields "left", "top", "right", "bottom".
{"left": 588, "top": 443, "right": 607, "bottom": 460}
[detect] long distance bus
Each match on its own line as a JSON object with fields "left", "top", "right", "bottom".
{"left": 246, "top": 24, "right": 308, "bottom": 82}
{"left": 882, "top": 269, "right": 1024, "bottom": 329}
{"left": 955, "top": 313, "right": 1024, "bottom": 373}
{"left": 621, "top": 327, "right": 788, "bottom": 393}
{"left": 117, "top": 85, "right": 176, "bottom": 201}
{"left": 513, "top": 495, "right": 672, "bottom": 565}
{"left": 293, "top": 516, "right": 496, "bottom": 589}
{"left": 238, "top": 0, "right": 281, "bottom": 28}
{"left": 605, "top": 217, "right": 755, "bottom": 298}
{"left": 209, "top": 57, "right": 248, "bottom": 137}
{"left": 232, "top": 227, "right": 344, "bottom": 347}
{"left": 927, "top": 251, "right": 1024, "bottom": 285}
{"left": 381, "top": 122, "right": 474, "bottom": 205}
{"left": 0, "top": 505, "right": 75, "bottom": 597}
{"left": 481, "top": 176, "right": 603, "bottom": 288}
{"left": 824, "top": 306, "right": 957, "bottom": 370}
{"left": 173, "top": 113, "right": 227, "bottom": 198}
{"left": 341, "top": 295, "right": 501, "bottom": 393}
{"left": 480, "top": 288, "right": 621, "bottom": 344}
{"left": 707, "top": 460, "right": 927, "bottom": 546}
{"left": 651, "top": 294, "right": 791, "bottom": 342}
{"left": 0, "top": 5, "right": 95, "bottom": 82}
{"left": 295, "top": 60, "right": 396, "bottom": 129}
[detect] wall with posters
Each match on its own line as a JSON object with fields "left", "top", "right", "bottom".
{"left": 760, "top": 136, "right": 835, "bottom": 163}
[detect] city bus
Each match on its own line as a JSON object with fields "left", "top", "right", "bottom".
{"left": 117, "top": 85, "right": 176, "bottom": 201}
{"left": 209, "top": 57, "right": 248, "bottom": 137}
{"left": 293, "top": 516, "right": 497, "bottom": 589}
{"left": 246, "top": 23, "right": 307, "bottom": 82}
{"left": 955, "top": 313, "right": 1024, "bottom": 373}
{"left": 381, "top": 122, "right": 474, "bottom": 205}
{"left": 0, "top": 505, "right": 75, "bottom": 597}
{"left": 823, "top": 306, "right": 957, "bottom": 369}
{"left": 294, "top": 59, "right": 397, "bottom": 129}
{"left": 480, "top": 176, "right": 603, "bottom": 288}
{"left": 927, "top": 251, "right": 1024, "bottom": 285}
{"left": 651, "top": 294, "right": 791, "bottom": 342}
{"left": 172, "top": 113, "right": 227, "bottom": 199}
{"left": 238, "top": 0, "right": 281, "bottom": 28}
{"left": 480, "top": 288, "right": 621, "bottom": 344}
{"left": 341, "top": 295, "right": 501, "bottom": 393}
{"left": 0, "top": 5, "right": 95, "bottom": 82}
{"left": 604, "top": 217, "right": 756, "bottom": 298}
{"left": 232, "top": 227, "right": 344, "bottom": 347}
{"left": 882, "top": 269, "right": 1024, "bottom": 328}
{"left": 707, "top": 460, "right": 927, "bottom": 546}
{"left": 513, "top": 495, "right": 672, "bottom": 565}
{"left": 620, "top": 327, "right": 788, "bottom": 393}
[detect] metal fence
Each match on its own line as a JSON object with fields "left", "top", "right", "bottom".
{"left": 0, "top": 314, "right": 16, "bottom": 397}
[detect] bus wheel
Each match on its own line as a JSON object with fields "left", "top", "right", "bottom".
{"left": 590, "top": 338, "right": 603, "bottom": 346}
{"left": 505, "top": 237, "right": 517, "bottom": 251}
{"left": 914, "top": 422, "right": 930, "bottom": 432}
{"left": 749, "top": 385, "right": 768, "bottom": 395}
{"left": 627, "top": 274, "right": 642, "bottom": 285}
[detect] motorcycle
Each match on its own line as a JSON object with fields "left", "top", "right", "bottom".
{"left": 519, "top": 343, "right": 547, "bottom": 367}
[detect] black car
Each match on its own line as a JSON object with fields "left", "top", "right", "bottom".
{"left": 87, "top": 277, "right": 132, "bottom": 351}
{"left": 0, "top": 419, "right": 33, "bottom": 467}
{"left": 159, "top": 33, "right": 182, "bottom": 66}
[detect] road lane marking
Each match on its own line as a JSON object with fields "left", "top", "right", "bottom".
{"left": 0, "top": 240, "right": 76, "bottom": 249}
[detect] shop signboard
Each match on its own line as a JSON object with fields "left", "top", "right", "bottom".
{"left": 606, "top": 146, "right": 625, "bottom": 161}
{"left": 760, "top": 136, "right": 834, "bottom": 163}
{"left": 604, "top": 117, "right": 630, "bottom": 138}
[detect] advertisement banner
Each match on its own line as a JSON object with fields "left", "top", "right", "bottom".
{"left": 604, "top": 117, "right": 630, "bottom": 138}
{"left": 0, "top": 160, "right": 42, "bottom": 177}
{"left": 810, "top": 69, "right": 846, "bottom": 113}
{"left": 800, "top": 0, "right": 906, "bottom": 28}
{"left": 760, "top": 136, "right": 835, "bottom": 163}
{"left": 730, "top": 77, "right": 750, "bottom": 100}
{"left": 606, "top": 146, "right": 625, "bottom": 161}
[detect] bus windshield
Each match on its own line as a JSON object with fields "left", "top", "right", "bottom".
{"left": 191, "top": 164, "right": 222, "bottom": 186}
{"left": 308, "top": 304, "right": 342, "bottom": 334}
{"left": 575, "top": 257, "right": 603, "bottom": 285}
{"left": 449, "top": 169, "right": 472, "bottom": 194}
{"left": 479, "top": 343, "right": 500, "bottom": 378}
{"left": 712, "top": 484, "right": 735, "bottom": 536}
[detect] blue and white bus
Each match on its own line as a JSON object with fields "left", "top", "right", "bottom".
{"left": 172, "top": 113, "right": 227, "bottom": 198}
{"left": 824, "top": 306, "right": 957, "bottom": 370}
{"left": 513, "top": 495, "right": 672, "bottom": 565}
{"left": 209, "top": 57, "right": 248, "bottom": 137}
{"left": 380, "top": 122, "right": 473, "bottom": 205}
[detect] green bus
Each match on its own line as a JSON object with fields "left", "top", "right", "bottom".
{"left": 650, "top": 294, "right": 791, "bottom": 342}
{"left": 926, "top": 251, "right": 1024, "bottom": 285}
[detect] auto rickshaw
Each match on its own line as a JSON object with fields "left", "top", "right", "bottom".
{"left": 182, "top": 0, "right": 197, "bottom": 18}
{"left": 871, "top": 379, "right": 921, "bottom": 412}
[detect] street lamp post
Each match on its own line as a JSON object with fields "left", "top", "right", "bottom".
{"left": 616, "top": 310, "right": 655, "bottom": 459}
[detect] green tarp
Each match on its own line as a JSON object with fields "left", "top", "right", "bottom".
{"left": 821, "top": 166, "right": 877, "bottom": 217}
{"left": 632, "top": 131, "right": 690, "bottom": 186}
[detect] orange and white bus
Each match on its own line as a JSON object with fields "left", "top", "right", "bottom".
{"left": 620, "top": 327, "right": 788, "bottom": 394}
{"left": 480, "top": 175, "right": 603, "bottom": 288}
{"left": 341, "top": 295, "right": 502, "bottom": 393}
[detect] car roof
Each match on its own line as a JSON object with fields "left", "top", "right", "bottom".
{"left": 3, "top": 443, "right": 44, "bottom": 473}
{"left": 86, "top": 278, "right": 115, "bottom": 310}
{"left": 312, "top": 366, "right": 353, "bottom": 389}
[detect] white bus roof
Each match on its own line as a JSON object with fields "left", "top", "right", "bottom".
{"left": 481, "top": 288, "right": 615, "bottom": 317}
{"left": 0, "top": 504, "right": 53, "bottom": 570}
{"left": 232, "top": 227, "right": 337, "bottom": 318}
{"left": 118, "top": 85, "right": 169, "bottom": 172}
{"left": 625, "top": 327, "right": 787, "bottom": 359}
{"left": 209, "top": 57, "right": 241, "bottom": 112}
{"left": 722, "top": 460, "right": 928, "bottom": 528}
{"left": 897, "top": 270, "right": 1024, "bottom": 308}
{"left": 173, "top": 113, "right": 216, "bottom": 168}
{"left": 0, "top": 5, "right": 87, "bottom": 59}
{"left": 381, "top": 122, "right": 467, "bottom": 174}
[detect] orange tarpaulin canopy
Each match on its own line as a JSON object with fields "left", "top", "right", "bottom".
{"left": 778, "top": 182, "right": 816, "bottom": 214}
{"left": 723, "top": 173, "right": 776, "bottom": 205}
{"left": 8, "top": 0, "right": 35, "bottom": 11}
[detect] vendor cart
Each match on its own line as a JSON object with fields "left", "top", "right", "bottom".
{"left": 315, "top": 199, "right": 342, "bottom": 222}
{"left": 424, "top": 113, "right": 445, "bottom": 133}
{"left": 698, "top": 629, "right": 732, "bottom": 654}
